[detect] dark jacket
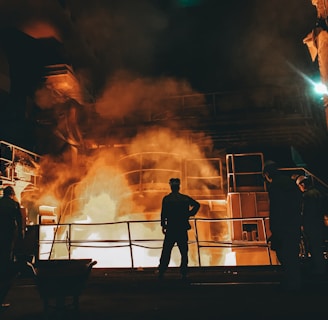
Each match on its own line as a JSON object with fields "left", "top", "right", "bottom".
{"left": 267, "top": 174, "right": 302, "bottom": 234}
{"left": 161, "top": 192, "right": 200, "bottom": 232}
{"left": 302, "top": 186, "right": 325, "bottom": 228}
{"left": 0, "top": 196, "right": 23, "bottom": 244}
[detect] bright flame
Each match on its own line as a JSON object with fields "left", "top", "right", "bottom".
{"left": 36, "top": 129, "right": 237, "bottom": 267}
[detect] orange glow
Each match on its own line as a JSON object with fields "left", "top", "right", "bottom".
{"left": 35, "top": 128, "right": 233, "bottom": 267}
{"left": 21, "top": 21, "right": 62, "bottom": 41}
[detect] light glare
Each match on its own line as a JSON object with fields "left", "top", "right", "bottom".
{"left": 314, "top": 82, "right": 328, "bottom": 95}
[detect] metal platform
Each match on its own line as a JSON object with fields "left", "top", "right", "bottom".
{"left": 2, "top": 264, "right": 328, "bottom": 319}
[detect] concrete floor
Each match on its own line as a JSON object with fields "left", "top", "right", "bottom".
{"left": 1, "top": 265, "right": 328, "bottom": 320}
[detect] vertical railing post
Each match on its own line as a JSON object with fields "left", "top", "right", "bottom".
{"left": 127, "top": 221, "right": 134, "bottom": 268}
{"left": 193, "top": 218, "right": 201, "bottom": 267}
{"left": 68, "top": 224, "right": 71, "bottom": 260}
{"left": 37, "top": 224, "right": 40, "bottom": 261}
{"left": 261, "top": 217, "right": 272, "bottom": 265}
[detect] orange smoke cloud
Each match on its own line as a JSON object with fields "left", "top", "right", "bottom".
{"left": 95, "top": 70, "right": 195, "bottom": 120}
{"left": 34, "top": 126, "right": 216, "bottom": 222}
{"left": 128, "top": 126, "right": 204, "bottom": 157}
{"left": 34, "top": 86, "right": 68, "bottom": 109}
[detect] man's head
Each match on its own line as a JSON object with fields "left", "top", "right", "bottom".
{"left": 296, "top": 175, "right": 310, "bottom": 192}
{"left": 3, "top": 186, "right": 15, "bottom": 198}
{"left": 169, "top": 178, "right": 180, "bottom": 192}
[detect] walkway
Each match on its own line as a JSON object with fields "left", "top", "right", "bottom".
{"left": 2, "top": 265, "right": 328, "bottom": 319}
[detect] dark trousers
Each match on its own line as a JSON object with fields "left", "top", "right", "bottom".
{"left": 0, "top": 244, "right": 15, "bottom": 304}
{"left": 159, "top": 230, "right": 188, "bottom": 276}
{"left": 273, "top": 229, "right": 302, "bottom": 290}
{"left": 304, "top": 225, "right": 326, "bottom": 275}
{"left": 0, "top": 275, "right": 12, "bottom": 304}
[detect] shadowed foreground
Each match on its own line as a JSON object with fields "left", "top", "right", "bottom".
{"left": 2, "top": 266, "right": 328, "bottom": 320}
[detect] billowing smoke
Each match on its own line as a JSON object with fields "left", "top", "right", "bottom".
{"left": 34, "top": 86, "right": 70, "bottom": 109}
{"left": 0, "top": 0, "right": 67, "bottom": 40}
{"left": 127, "top": 127, "right": 204, "bottom": 157}
{"left": 62, "top": 0, "right": 171, "bottom": 95}
{"left": 32, "top": 126, "right": 216, "bottom": 223}
{"left": 95, "top": 70, "right": 195, "bottom": 120}
{"left": 2, "top": 1, "right": 320, "bottom": 218}
{"left": 4, "top": 1, "right": 303, "bottom": 266}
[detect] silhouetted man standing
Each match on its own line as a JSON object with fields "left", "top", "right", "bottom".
{"left": 0, "top": 186, "right": 23, "bottom": 311}
{"left": 296, "top": 175, "right": 327, "bottom": 276}
{"left": 263, "top": 161, "right": 302, "bottom": 291}
{"left": 158, "top": 178, "right": 200, "bottom": 280}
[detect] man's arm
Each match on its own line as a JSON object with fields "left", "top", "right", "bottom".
{"left": 14, "top": 201, "right": 24, "bottom": 239}
{"left": 160, "top": 197, "right": 167, "bottom": 234}
{"left": 188, "top": 197, "right": 200, "bottom": 217}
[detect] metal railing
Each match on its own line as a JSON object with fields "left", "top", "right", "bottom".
{"left": 38, "top": 216, "right": 275, "bottom": 268}
{"left": 280, "top": 167, "right": 328, "bottom": 191}
{"left": 151, "top": 87, "right": 321, "bottom": 121}
{"left": 0, "top": 140, "right": 41, "bottom": 187}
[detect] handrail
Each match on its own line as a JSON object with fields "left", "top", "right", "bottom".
{"left": 37, "top": 216, "right": 273, "bottom": 268}
{"left": 0, "top": 140, "right": 41, "bottom": 187}
{"left": 279, "top": 167, "right": 328, "bottom": 189}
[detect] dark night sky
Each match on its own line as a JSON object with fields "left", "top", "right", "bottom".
{"left": 66, "top": 0, "right": 319, "bottom": 94}
{"left": 71, "top": 0, "right": 319, "bottom": 93}
{"left": 0, "top": 0, "right": 320, "bottom": 96}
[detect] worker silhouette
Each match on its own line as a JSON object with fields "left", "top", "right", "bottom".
{"left": 296, "top": 175, "right": 327, "bottom": 277}
{"left": 263, "top": 161, "right": 302, "bottom": 291}
{"left": 0, "top": 186, "right": 23, "bottom": 311}
{"left": 158, "top": 178, "right": 200, "bottom": 280}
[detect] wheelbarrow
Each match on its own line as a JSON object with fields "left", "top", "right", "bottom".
{"left": 27, "top": 259, "right": 97, "bottom": 317}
